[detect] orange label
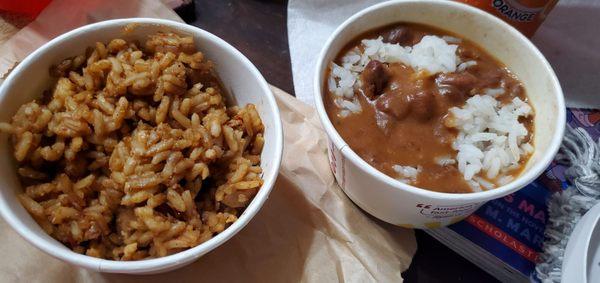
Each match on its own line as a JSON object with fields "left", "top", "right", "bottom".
{"left": 456, "top": 0, "right": 558, "bottom": 37}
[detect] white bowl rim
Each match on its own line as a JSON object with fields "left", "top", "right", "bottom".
{"left": 313, "top": 0, "right": 566, "bottom": 202}
{"left": 0, "top": 18, "right": 284, "bottom": 273}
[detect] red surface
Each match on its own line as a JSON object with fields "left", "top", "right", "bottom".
{"left": 0, "top": 0, "right": 52, "bottom": 17}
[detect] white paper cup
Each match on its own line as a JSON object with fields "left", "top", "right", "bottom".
{"left": 314, "top": 0, "right": 565, "bottom": 229}
{"left": 0, "top": 18, "right": 283, "bottom": 273}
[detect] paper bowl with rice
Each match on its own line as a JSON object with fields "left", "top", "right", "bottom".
{"left": 0, "top": 18, "right": 283, "bottom": 273}
{"left": 314, "top": 0, "right": 565, "bottom": 228}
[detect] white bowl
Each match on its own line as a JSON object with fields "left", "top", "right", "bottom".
{"left": 314, "top": 0, "right": 565, "bottom": 228}
{"left": 562, "top": 201, "right": 600, "bottom": 283}
{"left": 0, "top": 18, "right": 283, "bottom": 274}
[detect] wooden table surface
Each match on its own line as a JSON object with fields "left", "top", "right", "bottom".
{"left": 184, "top": 1, "right": 499, "bottom": 282}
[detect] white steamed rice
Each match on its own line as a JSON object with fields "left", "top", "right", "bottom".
{"left": 446, "top": 94, "right": 533, "bottom": 190}
{"left": 392, "top": 165, "right": 421, "bottom": 184}
{"left": 435, "top": 155, "right": 456, "bottom": 166}
{"left": 457, "top": 60, "right": 477, "bottom": 72}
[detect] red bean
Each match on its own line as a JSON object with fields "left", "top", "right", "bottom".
{"left": 411, "top": 90, "right": 436, "bottom": 121}
{"left": 458, "top": 46, "right": 480, "bottom": 60}
{"left": 375, "top": 91, "right": 411, "bottom": 120}
{"left": 385, "top": 26, "right": 412, "bottom": 45}
{"left": 438, "top": 85, "right": 466, "bottom": 102}
{"left": 437, "top": 72, "right": 478, "bottom": 90}
{"left": 360, "top": 60, "right": 389, "bottom": 100}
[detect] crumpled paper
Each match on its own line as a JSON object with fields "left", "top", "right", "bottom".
{"left": 288, "top": 0, "right": 600, "bottom": 109}
{"left": 0, "top": 1, "right": 416, "bottom": 281}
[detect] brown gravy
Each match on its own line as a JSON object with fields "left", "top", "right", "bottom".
{"left": 324, "top": 23, "right": 533, "bottom": 193}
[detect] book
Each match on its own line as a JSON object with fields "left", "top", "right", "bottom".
{"left": 427, "top": 108, "right": 600, "bottom": 282}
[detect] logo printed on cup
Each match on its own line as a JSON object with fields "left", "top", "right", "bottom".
{"left": 417, "top": 203, "right": 482, "bottom": 219}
